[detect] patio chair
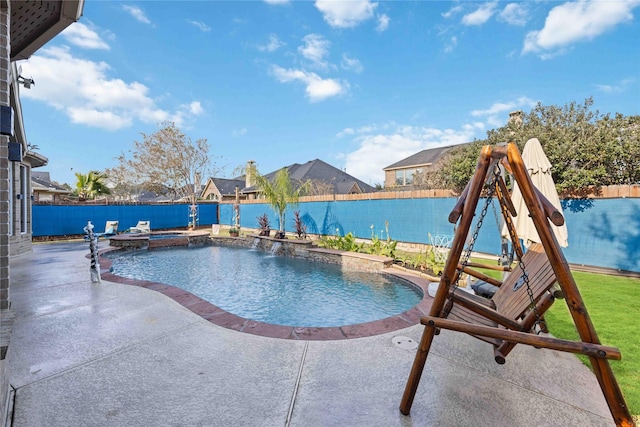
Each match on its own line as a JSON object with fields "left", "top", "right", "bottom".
{"left": 84, "top": 220, "right": 119, "bottom": 240}
{"left": 129, "top": 220, "right": 151, "bottom": 233}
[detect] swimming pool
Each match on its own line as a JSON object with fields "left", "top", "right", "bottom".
{"left": 106, "top": 245, "right": 423, "bottom": 328}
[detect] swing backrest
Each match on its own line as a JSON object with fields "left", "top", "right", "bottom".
{"left": 491, "top": 243, "right": 557, "bottom": 320}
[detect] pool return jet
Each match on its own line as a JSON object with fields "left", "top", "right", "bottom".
{"left": 399, "top": 142, "right": 634, "bottom": 427}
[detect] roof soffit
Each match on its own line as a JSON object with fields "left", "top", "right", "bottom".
{"left": 10, "top": 0, "right": 84, "bottom": 61}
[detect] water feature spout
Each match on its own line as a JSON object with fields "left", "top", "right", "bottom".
{"left": 270, "top": 241, "right": 283, "bottom": 256}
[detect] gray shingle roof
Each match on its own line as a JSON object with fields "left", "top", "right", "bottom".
{"left": 245, "top": 159, "right": 374, "bottom": 194}
{"left": 383, "top": 145, "right": 459, "bottom": 170}
{"left": 31, "top": 171, "right": 69, "bottom": 192}
{"left": 211, "top": 177, "right": 246, "bottom": 195}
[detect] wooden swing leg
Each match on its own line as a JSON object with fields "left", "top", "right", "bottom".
{"left": 399, "top": 323, "right": 437, "bottom": 415}
{"left": 590, "top": 357, "right": 635, "bottom": 427}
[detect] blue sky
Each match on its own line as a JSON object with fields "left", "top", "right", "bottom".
{"left": 18, "top": 0, "right": 640, "bottom": 187}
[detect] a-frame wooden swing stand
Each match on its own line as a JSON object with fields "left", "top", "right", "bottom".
{"left": 399, "top": 143, "right": 635, "bottom": 427}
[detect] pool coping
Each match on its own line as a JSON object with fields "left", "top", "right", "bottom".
{"left": 98, "top": 247, "right": 436, "bottom": 341}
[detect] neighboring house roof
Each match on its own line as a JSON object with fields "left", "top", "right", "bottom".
{"left": 245, "top": 159, "right": 375, "bottom": 194}
{"left": 383, "top": 145, "right": 460, "bottom": 171}
{"left": 211, "top": 177, "right": 246, "bottom": 196}
{"left": 136, "top": 191, "right": 167, "bottom": 203}
{"left": 31, "top": 171, "right": 71, "bottom": 194}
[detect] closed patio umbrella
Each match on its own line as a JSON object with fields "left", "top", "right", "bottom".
{"left": 506, "top": 138, "right": 569, "bottom": 247}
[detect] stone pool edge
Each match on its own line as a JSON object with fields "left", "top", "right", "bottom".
{"left": 97, "top": 245, "right": 435, "bottom": 341}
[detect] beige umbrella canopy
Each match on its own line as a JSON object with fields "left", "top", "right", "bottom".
{"left": 506, "top": 138, "right": 569, "bottom": 247}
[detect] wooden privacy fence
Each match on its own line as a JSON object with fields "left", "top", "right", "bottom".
{"left": 229, "top": 184, "right": 639, "bottom": 205}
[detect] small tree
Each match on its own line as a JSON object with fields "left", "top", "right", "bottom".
{"left": 257, "top": 213, "right": 271, "bottom": 236}
{"left": 254, "top": 168, "right": 308, "bottom": 237}
{"left": 292, "top": 210, "right": 307, "bottom": 239}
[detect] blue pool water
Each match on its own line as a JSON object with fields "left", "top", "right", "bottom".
{"left": 106, "top": 245, "right": 423, "bottom": 327}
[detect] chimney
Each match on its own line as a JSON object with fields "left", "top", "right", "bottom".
{"left": 245, "top": 160, "right": 256, "bottom": 188}
{"left": 508, "top": 110, "right": 524, "bottom": 125}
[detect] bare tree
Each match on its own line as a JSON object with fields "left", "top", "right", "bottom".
{"left": 108, "top": 121, "right": 219, "bottom": 210}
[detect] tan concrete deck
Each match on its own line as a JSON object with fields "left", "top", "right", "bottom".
{"left": 6, "top": 241, "right": 616, "bottom": 426}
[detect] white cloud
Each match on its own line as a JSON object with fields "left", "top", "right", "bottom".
{"left": 341, "top": 53, "right": 363, "bottom": 73}
{"left": 299, "top": 34, "right": 331, "bottom": 69}
{"left": 342, "top": 124, "right": 478, "bottom": 184}
{"left": 523, "top": 0, "right": 639, "bottom": 57}
{"left": 462, "top": 2, "right": 498, "bottom": 26}
{"left": 61, "top": 22, "right": 110, "bottom": 50}
{"left": 442, "top": 5, "right": 463, "bottom": 19}
{"left": 271, "top": 65, "right": 347, "bottom": 102}
{"left": 263, "top": 0, "right": 289, "bottom": 4}
{"left": 232, "top": 128, "right": 248, "bottom": 137}
{"left": 19, "top": 46, "right": 202, "bottom": 131}
{"left": 258, "top": 34, "right": 285, "bottom": 52}
{"left": 315, "top": 0, "right": 377, "bottom": 28}
{"left": 594, "top": 78, "right": 635, "bottom": 93}
{"left": 170, "top": 101, "right": 205, "bottom": 127}
{"left": 376, "top": 14, "right": 390, "bottom": 32}
{"left": 188, "top": 101, "right": 204, "bottom": 115}
{"left": 444, "top": 36, "right": 458, "bottom": 53}
{"left": 122, "top": 5, "right": 152, "bottom": 25}
{"left": 187, "top": 20, "right": 211, "bottom": 32}
{"left": 336, "top": 127, "right": 355, "bottom": 138}
{"left": 67, "top": 108, "right": 132, "bottom": 130}
{"left": 470, "top": 96, "right": 537, "bottom": 127}
{"left": 498, "top": 3, "right": 529, "bottom": 26}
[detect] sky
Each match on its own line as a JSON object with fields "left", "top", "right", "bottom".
{"left": 17, "top": 0, "right": 640, "bottom": 187}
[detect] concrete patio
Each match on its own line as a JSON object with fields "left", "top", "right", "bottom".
{"left": 6, "top": 242, "right": 616, "bottom": 426}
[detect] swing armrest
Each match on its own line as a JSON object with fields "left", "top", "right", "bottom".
{"left": 449, "top": 290, "right": 524, "bottom": 331}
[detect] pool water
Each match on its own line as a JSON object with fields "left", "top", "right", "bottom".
{"left": 106, "top": 245, "right": 423, "bottom": 327}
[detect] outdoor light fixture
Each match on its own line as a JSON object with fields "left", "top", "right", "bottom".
{"left": 17, "top": 75, "right": 35, "bottom": 89}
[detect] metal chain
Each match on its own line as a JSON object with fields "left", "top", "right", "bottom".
{"left": 456, "top": 165, "right": 501, "bottom": 282}
{"left": 516, "top": 252, "right": 545, "bottom": 334}
{"left": 443, "top": 165, "right": 500, "bottom": 318}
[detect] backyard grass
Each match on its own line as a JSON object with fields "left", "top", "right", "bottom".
{"left": 544, "top": 271, "right": 640, "bottom": 416}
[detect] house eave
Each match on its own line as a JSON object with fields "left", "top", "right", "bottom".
{"left": 24, "top": 150, "right": 48, "bottom": 168}
{"left": 383, "top": 162, "right": 433, "bottom": 172}
{"left": 10, "top": 0, "right": 85, "bottom": 61}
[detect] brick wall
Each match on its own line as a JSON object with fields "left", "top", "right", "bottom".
{"left": 0, "top": 0, "right": 10, "bottom": 311}
{"left": 0, "top": 2, "right": 11, "bottom": 424}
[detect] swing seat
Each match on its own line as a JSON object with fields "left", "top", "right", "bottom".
{"left": 423, "top": 254, "right": 622, "bottom": 365}
{"left": 430, "top": 243, "right": 558, "bottom": 363}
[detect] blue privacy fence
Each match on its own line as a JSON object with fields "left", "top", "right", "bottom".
{"left": 33, "top": 203, "right": 219, "bottom": 237}
{"left": 221, "top": 198, "right": 640, "bottom": 273}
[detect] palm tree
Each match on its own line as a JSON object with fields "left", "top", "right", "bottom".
{"left": 74, "top": 171, "right": 111, "bottom": 200}
{"left": 255, "top": 168, "right": 307, "bottom": 237}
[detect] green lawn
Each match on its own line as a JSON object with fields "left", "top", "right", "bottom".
{"left": 544, "top": 271, "right": 640, "bottom": 416}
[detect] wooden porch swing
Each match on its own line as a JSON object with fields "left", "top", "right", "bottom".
{"left": 399, "top": 142, "right": 634, "bottom": 427}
